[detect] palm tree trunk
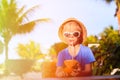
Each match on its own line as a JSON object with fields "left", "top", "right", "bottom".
{"left": 4, "top": 42, "right": 9, "bottom": 75}
{"left": 4, "top": 35, "right": 10, "bottom": 75}
{"left": 115, "top": 0, "right": 120, "bottom": 35}
{"left": 5, "top": 42, "right": 8, "bottom": 61}
{"left": 117, "top": 9, "right": 120, "bottom": 35}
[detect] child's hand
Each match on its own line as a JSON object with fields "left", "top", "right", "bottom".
{"left": 70, "top": 69, "right": 80, "bottom": 77}
{"left": 56, "top": 70, "right": 68, "bottom": 77}
{"left": 70, "top": 65, "right": 81, "bottom": 77}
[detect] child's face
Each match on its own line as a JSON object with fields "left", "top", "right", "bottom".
{"left": 62, "top": 22, "right": 81, "bottom": 46}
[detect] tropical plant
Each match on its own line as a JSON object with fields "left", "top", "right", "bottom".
{"left": 93, "top": 26, "right": 120, "bottom": 75}
{"left": 0, "top": 41, "right": 4, "bottom": 54}
{"left": 49, "top": 42, "right": 68, "bottom": 56}
{"left": 105, "top": 0, "right": 120, "bottom": 34}
{"left": 16, "top": 41, "right": 44, "bottom": 59}
{"left": 0, "top": 0, "right": 49, "bottom": 61}
{"left": 87, "top": 35, "right": 98, "bottom": 43}
{"left": 83, "top": 35, "right": 99, "bottom": 46}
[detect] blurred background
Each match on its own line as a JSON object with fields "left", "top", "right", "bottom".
{"left": 0, "top": 0, "right": 120, "bottom": 79}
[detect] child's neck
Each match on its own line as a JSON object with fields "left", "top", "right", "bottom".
{"left": 68, "top": 44, "right": 81, "bottom": 58}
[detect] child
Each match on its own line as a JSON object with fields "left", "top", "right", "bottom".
{"left": 56, "top": 18, "right": 96, "bottom": 77}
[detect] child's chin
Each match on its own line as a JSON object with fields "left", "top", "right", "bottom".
{"left": 68, "top": 42, "right": 74, "bottom": 45}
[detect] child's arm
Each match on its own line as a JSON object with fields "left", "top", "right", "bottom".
{"left": 56, "top": 66, "right": 68, "bottom": 77}
{"left": 71, "top": 63, "right": 92, "bottom": 77}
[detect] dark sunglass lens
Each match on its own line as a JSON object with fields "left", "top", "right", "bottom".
{"left": 64, "top": 33, "right": 70, "bottom": 37}
{"left": 73, "top": 32, "right": 79, "bottom": 37}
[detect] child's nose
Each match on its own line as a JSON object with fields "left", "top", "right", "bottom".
{"left": 69, "top": 34, "right": 74, "bottom": 38}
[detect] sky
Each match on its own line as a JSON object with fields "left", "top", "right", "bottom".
{"left": 0, "top": 0, "right": 118, "bottom": 62}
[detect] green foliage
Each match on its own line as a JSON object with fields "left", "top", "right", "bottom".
{"left": 105, "top": 0, "right": 114, "bottom": 3}
{"left": 87, "top": 35, "right": 98, "bottom": 43}
{"left": 49, "top": 42, "right": 68, "bottom": 56}
{"left": 84, "top": 35, "right": 99, "bottom": 46}
{"left": 0, "top": 0, "right": 49, "bottom": 61}
{"left": 16, "top": 41, "right": 44, "bottom": 59}
{"left": 93, "top": 26, "right": 120, "bottom": 75}
{"left": 0, "top": 41, "right": 4, "bottom": 54}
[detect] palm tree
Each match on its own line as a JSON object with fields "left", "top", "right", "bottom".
{"left": 0, "top": 0, "right": 49, "bottom": 62}
{"left": 0, "top": 40, "right": 4, "bottom": 54}
{"left": 105, "top": 0, "right": 120, "bottom": 34}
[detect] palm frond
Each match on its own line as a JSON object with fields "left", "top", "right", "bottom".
{"left": 16, "top": 6, "right": 26, "bottom": 23}
{"left": 31, "top": 18, "right": 50, "bottom": 23}
{"left": 105, "top": 0, "right": 114, "bottom": 4}
{"left": 17, "top": 6, "right": 25, "bottom": 16}
{"left": 17, "top": 5, "right": 40, "bottom": 23}
{"left": 17, "top": 21, "right": 35, "bottom": 34}
{"left": 25, "top": 5, "right": 40, "bottom": 14}
{"left": 17, "top": 18, "right": 50, "bottom": 34}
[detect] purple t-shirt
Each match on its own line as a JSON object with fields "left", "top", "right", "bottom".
{"left": 57, "top": 44, "right": 96, "bottom": 70}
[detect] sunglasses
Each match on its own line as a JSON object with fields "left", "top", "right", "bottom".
{"left": 63, "top": 31, "right": 80, "bottom": 38}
